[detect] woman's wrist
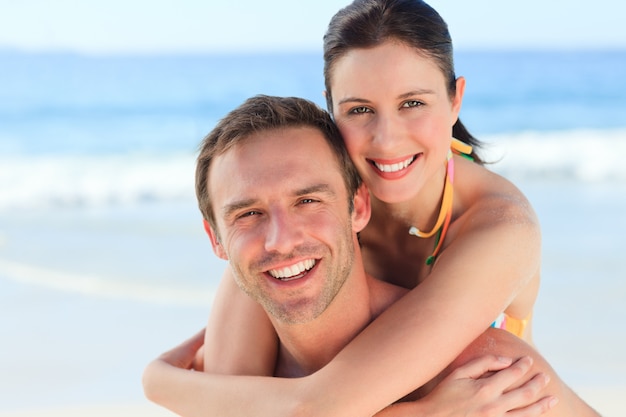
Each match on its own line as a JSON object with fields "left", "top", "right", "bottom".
{"left": 373, "top": 400, "right": 433, "bottom": 417}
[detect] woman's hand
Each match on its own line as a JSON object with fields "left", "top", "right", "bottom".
{"left": 375, "top": 355, "right": 558, "bottom": 417}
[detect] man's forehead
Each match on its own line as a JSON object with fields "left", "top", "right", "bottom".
{"left": 218, "top": 126, "right": 337, "bottom": 168}
{"left": 209, "top": 126, "right": 345, "bottom": 201}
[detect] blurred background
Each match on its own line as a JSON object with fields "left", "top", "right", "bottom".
{"left": 0, "top": 1, "right": 624, "bottom": 415}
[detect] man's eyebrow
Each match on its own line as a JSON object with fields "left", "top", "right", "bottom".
{"left": 220, "top": 184, "right": 337, "bottom": 219}
{"left": 296, "top": 183, "right": 336, "bottom": 197}
{"left": 221, "top": 198, "right": 258, "bottom": 220}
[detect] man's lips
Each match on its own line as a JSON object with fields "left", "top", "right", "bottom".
{"left": 268, "top": 259, "right": 316, "bottom": 281}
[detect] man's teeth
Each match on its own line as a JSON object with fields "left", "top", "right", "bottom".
{"left": 269, "top": 259, "right": 316, "bottom": 280}
{"left": 374, "top": 156, "right": 415, "bottom": 173}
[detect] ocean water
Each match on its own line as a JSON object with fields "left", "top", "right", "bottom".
{"left": 1, "top": 50, "right": 625, "bottom": 212}
{"left": 0, "top": 50, "right": 625, "bottom": 411}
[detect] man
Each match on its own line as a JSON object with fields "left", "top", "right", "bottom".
{"left": 144, "top": 95, "right": 598, "bottom": 416}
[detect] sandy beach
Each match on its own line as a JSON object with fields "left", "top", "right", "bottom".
{"left": 1, "top": 181, "right": 625, "bottom": 417}
{"left": 0, "top": 404, "right": 175, "bottom": 417}
{"left": 1, "top": 126, "right": 625, "bottom": 417}
{"left": 1, "top": 47, "right": 625, "bottom": 417}
{"left": 0, "top": 388, "right": 622, "bottom": 416}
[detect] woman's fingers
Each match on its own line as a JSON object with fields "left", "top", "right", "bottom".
{"left": 447, "top": 355, "right": 557, "bottom": 415}
{"left": 449, "top": 354, "right": 516, "bottom": 380}
{"left": 503, "top": 373, "right": 559, "bottom": 416}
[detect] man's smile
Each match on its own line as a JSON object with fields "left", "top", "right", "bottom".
{"left": 268, "top": 259, "right": 317, "bottom": 281}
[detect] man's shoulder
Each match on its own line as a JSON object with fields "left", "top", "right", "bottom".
{"left": 367, "top": 275, "right": 408, "bottom": 319}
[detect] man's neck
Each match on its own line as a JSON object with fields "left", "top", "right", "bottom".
{"left": 273, "top": 272, "right": 407, "bottom": 378}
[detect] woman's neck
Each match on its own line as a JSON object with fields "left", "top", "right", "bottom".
{"left": 369, "top": 162, "right": 447, "bottom": 232}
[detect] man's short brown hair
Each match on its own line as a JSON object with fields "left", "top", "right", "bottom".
{"left": 195, "top": 95, "right": 362, "bottom": 231}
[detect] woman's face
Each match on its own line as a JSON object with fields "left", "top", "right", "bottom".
{"left": 329, "top": 40, "right": 464, "bottom": 204}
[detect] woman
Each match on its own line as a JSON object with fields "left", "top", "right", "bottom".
{"left": 143, "top": 1, "right": 597, "bottom": 415}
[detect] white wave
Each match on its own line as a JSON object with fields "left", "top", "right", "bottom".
{"left": 0, "top": 152, "right": 197, "bottom": 211}
{"left": 482, "top": 128, "right": 626, "bottom": 182}
{"left": 0, "top": 258, "right": 214, "bottom": 305}
{"left": 1, "top": 128, "right": 625, "bottom": 212}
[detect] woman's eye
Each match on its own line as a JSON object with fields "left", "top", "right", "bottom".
{"left": 350, "top": 106, "right": 370, "bottom": 114}
{"left": 402, "top": 100, "right": 423, "bottom": 108}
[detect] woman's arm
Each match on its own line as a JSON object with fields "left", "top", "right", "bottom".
{"left": 143, "top": 268, "right": 289, "bottom": 416}
{"left": 144, "top": 206, "right": 542, "bottom": 416}
{"left": 289, "top": 201, "right": 542, "bottom": 416}
{"left": 143, "top": 341, "right": 306, "bottom": 417}
{"left": 375, "top": 354, "right": 556, "bottom": 417}
{"left": 143, "top": 330, "right": 558, "bottom": 417}
{"left": 202, "top": 267, "right": 277, "bottom": 376}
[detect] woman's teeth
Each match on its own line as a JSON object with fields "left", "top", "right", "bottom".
{"left": 373, "top": 156, "right": 415, "bottom": 173}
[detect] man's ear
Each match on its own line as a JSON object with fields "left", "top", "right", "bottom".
{"left": 203, "top": 219, "right": 228, "bottom": 260}
{"left": 351, "top": 184, "right": 371, "bottom": 233}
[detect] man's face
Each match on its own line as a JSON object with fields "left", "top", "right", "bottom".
{"left": 207, "top": 126, "right": 364, "bottom": 324}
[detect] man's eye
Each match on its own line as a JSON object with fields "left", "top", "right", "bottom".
{"left": 239, "top": 210, "right": 260, "bottom": 218}
{"left": 300, "top": 198, "right": 317, "bottom": 204}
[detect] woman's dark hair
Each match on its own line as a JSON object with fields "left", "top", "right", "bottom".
{"left": 323, "top": 0, "right": 483, "bottom": 163}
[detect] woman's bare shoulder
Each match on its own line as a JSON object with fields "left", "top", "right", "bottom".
{"left": 455, "top": 158, "right": 539, "bottom": 231}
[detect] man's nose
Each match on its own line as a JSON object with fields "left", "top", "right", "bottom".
{"left": 263, "top": 210, "right": 304, "bottom": 254}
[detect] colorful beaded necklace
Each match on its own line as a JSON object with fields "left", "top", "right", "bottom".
{"left": 408, "top": 138, "right": 473, "bottom": 265}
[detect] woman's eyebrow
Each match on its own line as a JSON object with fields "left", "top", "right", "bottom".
{"left": 397, "top": 89, "right": 436, "bottom": 99}
{"left": 337, "top": 97, "right": 370, "bottom": 106}
{"left": 338, "top": 89, "right": 436, "bottom": 106}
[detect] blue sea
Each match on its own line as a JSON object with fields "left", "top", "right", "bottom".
{"left": 0, "top": 50, "right": 625, "bottom": 414}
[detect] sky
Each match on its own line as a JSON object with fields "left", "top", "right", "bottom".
{"left": 0, "top": 0, "right": 625, "bottom": 54}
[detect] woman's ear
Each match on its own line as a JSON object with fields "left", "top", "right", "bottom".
{"left": 351, "top": 184, "right": 371, "bottom": 233}
{"left": 203, "top": 219, "right": 228, "bottom": 260}
{"left": 451, "top": 76, "right": 466, "bottom": 122}
{"left": 322, "top": 90, "right": 334, "bottom": 115}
